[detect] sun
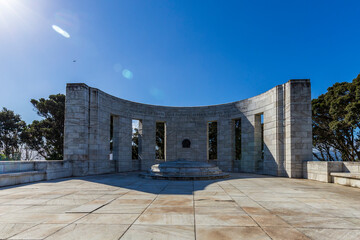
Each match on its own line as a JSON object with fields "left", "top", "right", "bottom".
{"left": 0, "top": 0, "right": 37, "bottom": 33}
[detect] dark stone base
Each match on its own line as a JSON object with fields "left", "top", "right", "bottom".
{"left": 140, "top": 172, "right": 229, "bottom": 180}
{"left": 139, "top": 159, "right": 230, "bottom": 181}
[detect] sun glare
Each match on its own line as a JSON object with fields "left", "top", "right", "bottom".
{"left": 0, "top": 0, "right": 45, "bottom": 38}
{"left": 0, "top": 0, "right": 25, "bottom": 29}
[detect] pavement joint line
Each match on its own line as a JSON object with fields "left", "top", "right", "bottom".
{"left": 228, "top": 179, "right": 343, "bottom": 238}
{"left": 222, "top": 180, "right": 274, "bottom": 240}
{"left": 192, "top": 180, "right": 197, "bottom": 240}
{"left": 2, "top": 173, "right": 360, "bottom": 239}
{"left": 231, "top": 179, "right": 292, "bottom": 219}
{"left": 6, "top": 222, "right": 44, "bottom": 239}
{"left": 39, "top": 180, "right": 132, "bottom": 240}
{"left": 116, "top": 179, "right": 170, "bottom": 240}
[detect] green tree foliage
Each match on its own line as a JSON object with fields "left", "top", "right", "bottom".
{"left": 0, "top": 108, "right": 25, "bottom": 160}
{"left": 312, "top": 74, "right": 360, "bottom": 161}
{"left": 110, "top": 116, "right": 114, "bottom": 154}
{"left": 132, "top": 128, "right": 139, "bottom": 159}
{"left": 234, "top": 119, "right": 241, "bottom": 160}
{"left": 155, "top": 122, "right": 165, "bottom": 159}
{"left": 23, "top": 94, "right": 65, "bottom": 160}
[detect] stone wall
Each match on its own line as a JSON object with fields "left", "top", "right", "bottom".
{"left": 303, "top": 161, "right": 360, "bottom": 183}
{"left": 303, "top": 161, "right": 343, "bottom": 182}
{"left": 343, "top": 162, "right": 360, "bottom": 173}
{"left": 64, "top": 79, "right": 312, "bottom": 177}
{"left": 0, "top": 160, "right": 72, "bottom": 187}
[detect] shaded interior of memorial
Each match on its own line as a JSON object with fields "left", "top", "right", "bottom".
{"left": 64, "top": 79, "right": 312, "bottom": 179}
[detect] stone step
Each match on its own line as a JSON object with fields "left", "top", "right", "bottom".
{"left": 151, "top": 167, "right": 222, "bottom": 174}
{"left": 0, "top": 171, "right": 46, "bottom": 187}
{"left": 141, "top": 159, "right": 229, "bottom": 180}
{"left": 330, "top": 172, "right": 360, "bottom": 188}
{"left": 143, "top": 172, "right": 230, "bottom": 181}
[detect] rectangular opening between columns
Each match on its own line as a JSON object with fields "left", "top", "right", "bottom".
{"left": 233, "top": 118, "right": 242, "bottom": 170}
{"left": 208, "top": 121, "right": 218, "bottom": 160}
{"left": 255, "top": 113, "right": 264, "bottom": 171}
{"left": 156, "top": 122, "right": 166, "bottom": 160}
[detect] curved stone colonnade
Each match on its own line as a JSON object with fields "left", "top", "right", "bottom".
{"left": 64, "top": 79, "right": 312, "bottom": 178}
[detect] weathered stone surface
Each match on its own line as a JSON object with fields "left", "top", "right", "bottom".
{"left": 0, "top": 173, "right": 359, "bottom": 239}
{"left": 0, "top": 160, "right": 72, "bottom": 187}
{"left": 142, "top": 159, "right": 229, "bottom": 180}
{"left": 304, "top": 161, "right": 360, "bottom": 189}
{"left": 64, "top": 79, "right": 312, "bottom": 178}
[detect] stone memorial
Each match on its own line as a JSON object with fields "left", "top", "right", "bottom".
{"left": 64, "top": 79, "right": 312, "bottom": 178}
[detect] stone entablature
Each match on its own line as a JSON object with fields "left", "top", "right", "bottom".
{"left": 64, "top": 79, "right": 312, "bottom": 178}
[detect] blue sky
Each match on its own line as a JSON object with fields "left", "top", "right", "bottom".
{"left": 0, "top": 0, "right": 359, "bottom": 123}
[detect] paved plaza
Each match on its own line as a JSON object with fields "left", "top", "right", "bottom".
{"left": 0, "top": 173, "right": 360, "bottom": 240}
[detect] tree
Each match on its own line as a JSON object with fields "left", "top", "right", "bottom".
{"left": 23, "top": 94, "right": 65, "bottom": 160}
{"left": 155, "top": 122, "right": 165, "bottom": 159}
{"left": 312, "top": 74, "right": 360, "bottom": 161}
{"left": 208, "top": 121, "right": 217, "bottom": 160}
{"left": 132, "top": 128, "right": 139, "bottom": 159}
{"left": 234, "top": 119, "right": 241, "bottom": 160}
{"left": 0, "top": 108, "right": 26, "bottom": 160}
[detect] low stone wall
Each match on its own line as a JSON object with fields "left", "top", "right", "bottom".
{"left": 0, "top": 160, "right": 72, "bottom": 187}
{"left": 42, "top": 160, "right": 72, "bottom": 180}
{"left": 0, "top": 161, "right": 38, "bottom": 173}
{"left": 304, "top": 161, "right": 360, "bottom": 183}
{"left": 343, "top": 162, "right": 360, "bottom": 173}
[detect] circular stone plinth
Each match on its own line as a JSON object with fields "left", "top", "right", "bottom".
{"left": 140, "top": 159, "right": 229, "bottom": 180}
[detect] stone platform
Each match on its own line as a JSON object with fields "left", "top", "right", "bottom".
{"left": 1, "top": 173, "right": 360, "bottom": 239}
{"left": 141, "top": 160, "right": 229, "bottom": 180}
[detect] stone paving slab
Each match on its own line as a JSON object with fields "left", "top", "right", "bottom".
{"left": 0, "top": 172, "right": 359, "bottom": 239}
{"left": 9, "top": 224, "right": 67, "bottom": 240}
{"left": 121, "top": 225, "right": 194, "bottom": 240}
{"left": 196, "top": 226, "right": 271, "bottom": 240}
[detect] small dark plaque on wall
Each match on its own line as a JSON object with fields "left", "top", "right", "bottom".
{"left": 182, "top": 139, "right": 191, "bottom": 148}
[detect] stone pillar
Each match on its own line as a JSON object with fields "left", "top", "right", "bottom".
{"left": 88, "top": 88, "right": 100, "bottom": 164}
{"left": 217, "top": 119, "right": 232, "bottom": 172}
{"left": 139, "top": 119, "right": 156, "bottom": 171}
{"left": 112, "top": 115, "right": 120, "bottom": 170}
{"left": 85, "top": 88, "right": 115, "bottom": 175}
{"left": 165, "top": 120, "right": 176, "bottom": 162}
{"left": 284, "top": 80, "right": 312, "bottom": 178}
{"left": 116, "top": 117, "right": 132, "bottom": 172}
{"left": 241, "top": 115, "right": 256, "bottom": 172}
{"left": 254, "top": 114, "right": 263, "bottom": 171}
{"left": 64, "top": 83, "right": 90, "bottom": 176}
{"left": 275, "top": 85, "right": 286, "bottom": 176}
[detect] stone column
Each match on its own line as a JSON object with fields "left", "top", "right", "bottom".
{"left": 241, "top": 115, "right": 256, "bottom": 172}
{"left": 275, "top": 85, "right": 286, "bottom": 176}
{"left": 217, "top": 118, "right": 232, "bottom": 172}
{"left": 284, "top": 80, "right": 312, "bottom": 178}
{"left": 254, "top": 114, "right": 263, "bottom": 171}
{"left": 139, "top": 119, "right": 156, "bottom": 171}
{"left": 116, "top": 117, "right": 132, "bottom": 172}
{"left": 262, "top": 99, "right": 281, "bottom": 176}
{"left": 64, "top": 83, "right": 90, "bottom": 176}
{"left": 165, "top": 120, "right": 177, "bottom": 162}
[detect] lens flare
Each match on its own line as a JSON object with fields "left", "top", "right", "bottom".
{"left": 52, "top": 25, "right": 70, "bottom": 38}
{"left": 150, "top": 87, "right": 165, "bottom": 100}
{"left": 122, "top": 69, "right": 133, "bottom": 79}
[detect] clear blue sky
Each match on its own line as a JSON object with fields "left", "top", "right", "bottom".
{"left": 1, "top": 0, "right": 359, "bottom": 123}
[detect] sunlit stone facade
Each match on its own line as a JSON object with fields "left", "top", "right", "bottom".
{"left": 64, "top": 79, "right": 312, "bottom": 178}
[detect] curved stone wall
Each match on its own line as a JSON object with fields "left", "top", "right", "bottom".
{"left": 64, "top": 79, "right": 312, "bottom": 178}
